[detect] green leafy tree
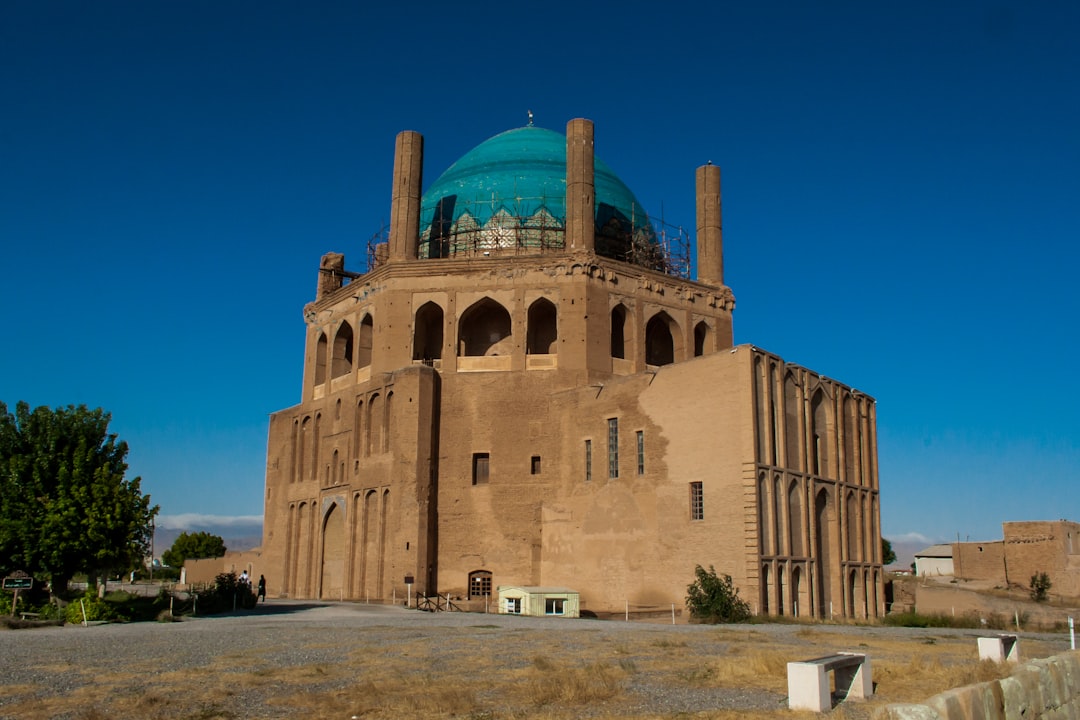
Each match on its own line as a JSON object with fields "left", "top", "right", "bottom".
{"left": 1029, "top": 571, "right": 1051, "bottom": 602}
{"left": 162, "top": 531, "right": 227, "bottom": 568}
{"left": 0, "top": 402, "right": 158, "bottom": 595}
{"left": 685, "top": 564, "right": 752, "bottom": 623}
{"left": 881, "top": 538, "right": 897, "bottom": 566}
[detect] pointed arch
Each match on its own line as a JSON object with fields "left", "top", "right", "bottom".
{"left": 843, "top": 394, "right": 857, "bottom": 483}
{"left": 332, "top": 321, "right": 354, "bottom": 378}
{"left": 311, "top": 414, "right": 321, "bottom": 482}
{"left": 788, "top": 479, "right": 804, "bottom": 556}
{"left": 693, "top": 321, "right": 710, "bottom": 357}
{"left": 526, "top": 298, "right": 558, "bottom": 354}
{"left": 294, "top": 501, "right": 311, "bottom": 598}
{"left": 773, "top": 474, "right": 784, "bottom": 556}
{"left": 384, "top": 391, "right": 393, "bottom": 454}
{"left": 777, "top": 562, "right": 786, "bottom": 616}
{"left": 761, "top": 563, "right": 770, "bottom": 615}
{"left": 357, "top": 314, "right": 374, "bottom": 368}
{"left": 321, "top": 502, "right": 345, "bottom": 599}
{"left": 810, "top": 387, "right": 832, "bottom": 477}
{"left": 298, "top": 416, "right": 311, "bottom": 484}
{"left": 610, "top": 304, "right": 628, "bottom": 359}
{"left": 459, "top": 298, "right": 512, "bottom": 356}
{"left": 791, "top": 565, "right": 803, "bottom": 617}
{"left": 314, "top": 333, "right": 328, "bottom": 386}
{"left": 368, "top": 393, "right": 382, "bottom": 456}
{"left": 353, "top": 399, "right": 364, "bottom": 461}
{"left": 769, "top": 362, "right": 780, "bottom": 466}
{"left": 783, "top": 371, "right": 800, "bottom": 471}
{"left": 413, "top": 302, "right": 444, "bottom": 362}
{"left": 814, "top": 488, "right": 833, "bottom": 616}
{"left": 645, "top": 311, "right": 679, "bottom": 366}
{"left": 846, "top": 490, "right": 858, "bottom": 560}
{"left": 758, "top": 472, "right": 770, "bottom": 555}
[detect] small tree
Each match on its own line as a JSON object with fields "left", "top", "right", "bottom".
{"left": 881, "top": 538, "right": 897, "bottom": 566}
{"left": 162, "top": 531, "right": 227, "bottom": 568}
{"left": 1030, "top": 571, "right": 1051, "bottom": 602}
{"left": 686, "top": 565, "right": 752, "bottom": 623}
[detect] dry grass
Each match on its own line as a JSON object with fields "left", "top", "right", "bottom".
{"left": 0, "top": 622, "right": 1068, "bottom": 720}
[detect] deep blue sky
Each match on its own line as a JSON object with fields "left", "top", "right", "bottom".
{"left": 2, "top": 2, "right": 1077, "bottom": 546}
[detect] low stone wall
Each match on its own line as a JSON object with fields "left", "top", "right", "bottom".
{"left": 875, "top": 650, "right": 1080, "bottom": 720}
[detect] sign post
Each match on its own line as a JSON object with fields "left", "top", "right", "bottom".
{"left": 404, "top": 575, "right": 414, "bottom": 608}
{"left": 3, "top": 571, "right": 34, "bottom": 617}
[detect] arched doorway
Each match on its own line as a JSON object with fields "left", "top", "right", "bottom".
{"left": 321, "top": 503, "right": 345, "bottom": 600}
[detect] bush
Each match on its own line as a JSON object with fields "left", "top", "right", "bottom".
{"left": 193, "top": 572, "right": 256, "bottom": 614}
{"left": 685, "top": 565, "right": 751, "bottom": 623}
{"left": 64, "top": 592, "right": 118, "bottom": 624}
{"left": 1030, "top": 572, "right": 1051, "bottom": 602}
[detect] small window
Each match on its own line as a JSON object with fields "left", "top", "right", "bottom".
{"left": 472, "top": 453, "right": 490, "bottom": 485}
{"left": 545, "top": 597, "right": 565, "bottom": 615}
{"left": 636, "top": 430, "right": 644, "bottom": 475}
{"left": 607, "top": 418, "right": 619, "bottom": 479}
{"left": 531, "top": 455, "right": 541, "bottom": 475}
{"left": 505, "top": 597, "right": 521, "bottom": 614}
{"left": 584, "top": 440, "right": 592, "bottom": 482}
{"left": 690, "top": 481, "right": 704, "bottom": 521}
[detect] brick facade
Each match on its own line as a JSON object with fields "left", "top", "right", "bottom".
{"left": 256, "top": 119, "right": 884, "bottom": 618}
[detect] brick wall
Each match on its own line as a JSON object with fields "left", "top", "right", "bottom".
{"left": 874, "top": 651, "right": 1080, "bottom": 720}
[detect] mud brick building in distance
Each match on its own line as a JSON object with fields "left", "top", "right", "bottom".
{"left": 256, "top": 118, "right": 884, "bottom": 619}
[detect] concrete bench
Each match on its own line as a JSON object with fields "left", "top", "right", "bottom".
{"left": 18, "top": 612, "right": 40, "bottom": 621}
{"left": 787, "top": 652, "right": 872, "bottom": 712}
{"left": 977, "top": 634, "right": 1019, "bottom": 663}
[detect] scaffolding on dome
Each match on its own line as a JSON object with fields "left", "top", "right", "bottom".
{"left": 364, "top": 195, "right": 693, "bottom": 280}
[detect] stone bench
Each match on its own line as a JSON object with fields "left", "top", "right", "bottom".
{"left": 978, "top": 634, "right": 1019, "bottom": 663}
{"left": 787, "top": 652, "right": 873, "bottom": 712}
{"left": 18, "top": 612, "right": 40, "bottom": 621}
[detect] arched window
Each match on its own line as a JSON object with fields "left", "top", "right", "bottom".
{"left": 332, "top": 321, "right": 353, "bottom": 378}
{"left": 610, "top": 304, "right": 628, "bottom": 359}
{"left": 694, "top": 321, "right": 710, "bottom": 357}
{"left": 843, "top": 394, "right": 857, "bottom": 483}
{"left": 468, "top": 570, "right": 492, "bottom": 599}
{"left": 458, "top": 298, "right": 512, "bottom": 356}
{"left": 413, "top": 302, "right": 444, "bottom": 362}
{"left": 368, "top": 393, "right": 382, "bottom": 455}
{"left": 784, "top": 371, "right": 800, "bottom": 471}
{"left": 773, "top": 475, "right": 784, "bottom": 556}
{"left": 526, "top": 298, "right": 557, "bottom": 354}
{"left": 384, "top": 391, "right": 393, "bottom": 454}
{"left": 312, "top": 414, "right": 321, "bottom": 482}
{"left": 846, "top": 491, "right": 858, "bottom": 560}
{"left": 810, "top": 388, "right": 832, "bottom": 477}
{"left": 357, "top": 315, "right": 373, "bottom": 368}
{"left": 645, "top": 312, "right": 677, "bottom": 366}
{"left": 314, "top": 333, "right": 328, "bottom": 385}
{"left": 815, "top": 488, "right": 832, "bottom": 616}
{"left": 758, "top": 473, "right": 770, "bottom": 555}
{"left": 298, "top": 416, "right": 311, "bottom": 484}
{"left": 353, "top": 399, "right": 364, "bottom": 460}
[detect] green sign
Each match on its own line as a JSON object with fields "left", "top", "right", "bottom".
{"left": 2, "top": 577, "right": 33, "bottom": 590}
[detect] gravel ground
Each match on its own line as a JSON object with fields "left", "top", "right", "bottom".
{"left": 0, "top": 601, "right": 1073, "bottom": 719}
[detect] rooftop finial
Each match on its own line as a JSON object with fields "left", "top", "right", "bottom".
{"left": 527, "top": 109, "right": 534, "bottom": 127}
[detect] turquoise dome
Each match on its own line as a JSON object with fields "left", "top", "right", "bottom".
{"left": 418, "top": 126, "right": 661, "bottom": 267}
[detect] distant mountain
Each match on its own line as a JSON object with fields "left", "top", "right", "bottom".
{"left": 151, "top": 516, "right": 263, "bottom": 562}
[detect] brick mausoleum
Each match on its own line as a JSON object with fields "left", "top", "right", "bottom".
{"left": 254, "top": 118, "right": 884, "bottom": 618}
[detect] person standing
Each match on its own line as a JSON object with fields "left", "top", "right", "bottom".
{"left": 257, "top": 575, "right": 266, "bottom": 602}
